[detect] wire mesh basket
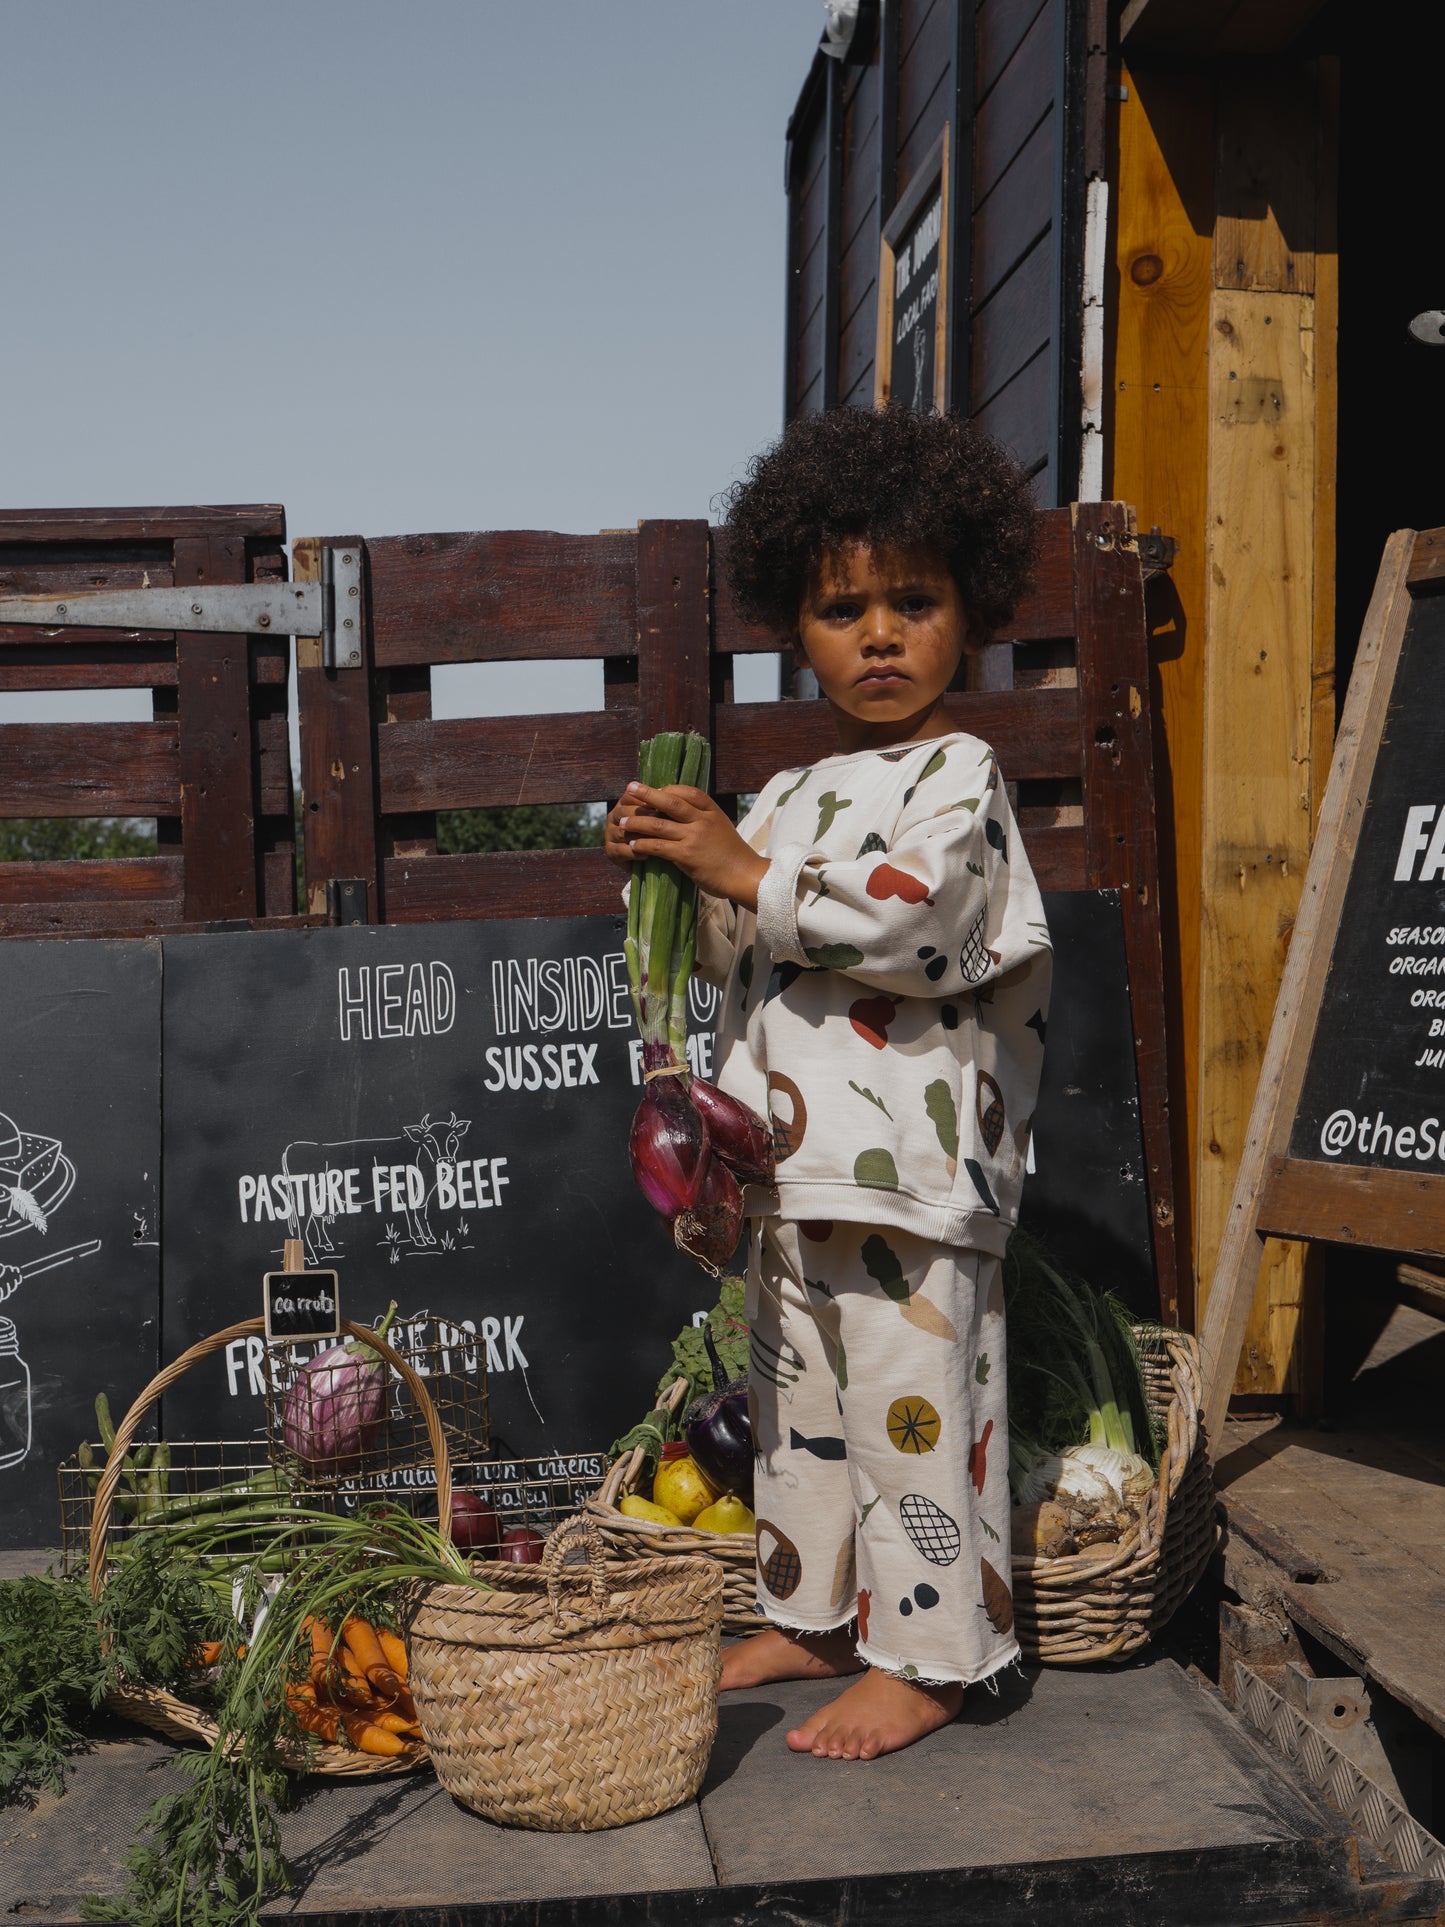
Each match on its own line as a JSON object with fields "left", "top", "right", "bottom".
{"left": 261, "top": 1310, "right": 489, "bottom": 1484}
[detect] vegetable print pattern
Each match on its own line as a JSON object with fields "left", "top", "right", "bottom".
{"left": 746, "top": 1219, "right": 1016, "bottom": 1688}
{"left": 691, "top": 731, "right": 1050, "bottom": 1261}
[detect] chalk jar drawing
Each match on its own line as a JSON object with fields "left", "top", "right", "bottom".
{"left": 0, "top": 1109, "right": 103, "bottom": 1470}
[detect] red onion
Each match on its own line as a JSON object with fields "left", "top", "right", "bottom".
{"left": 629, "top": 1071, "right": 709, "bottom": 1218}
{"left": 689, "top": 1079, "right": 775, "bottom": 1186}
{"left": 497, "top": 1525, "right": 545, "bottom": 1564}
{"left": 281, "top": 1303, "right": 398, "bottom": 1472}
{"left": 449, "top": 1488, "right": 500, "bottom": 1551}
{"left": 673, "top": 1153, "right": 745, "bottom": 1276}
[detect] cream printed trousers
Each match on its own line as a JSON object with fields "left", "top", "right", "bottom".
{"left": 746, "top": 1218, "right": 1017, "bottom": 1687}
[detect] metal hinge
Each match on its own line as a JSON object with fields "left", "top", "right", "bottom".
{"left": 0, "top": 544, "right": 364, "bottom": 667}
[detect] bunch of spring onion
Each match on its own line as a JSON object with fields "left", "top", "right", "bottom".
{"left": 1002, "top": 1229, "right": 1161, "bottom": 1512}
{"left": 624, "top": 730, "right": 774, "bottom": 1275}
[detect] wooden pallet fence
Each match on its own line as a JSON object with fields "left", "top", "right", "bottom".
{"left": 0, "top": 506, "right": 298, "bottom": 934}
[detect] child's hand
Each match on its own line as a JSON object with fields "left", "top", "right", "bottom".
{"left": 606, "top": 784, "right": 769, "bottom": 911}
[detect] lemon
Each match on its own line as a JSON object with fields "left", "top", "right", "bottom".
{"left": 652, "top": 1455, "right": 719, "bottom": 1526}
{"left": 620, "top": 1493, "right": 682, "bottom": 1527}
{"left": 693, "top": 1494, "right": 755, "bottom": 1535}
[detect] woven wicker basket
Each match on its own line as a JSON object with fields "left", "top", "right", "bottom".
{"left": 589, "top": 1331, "right": 1216, "bottom": 1665}
{"left": 87, "top": 1315, "right": 449, "bottom": 1778}
{"left": 585, "top": 1377, "right": 758, "bottom": 1635}
{"left": 1012, "top": 1325, "right": 1218, "bottom": 1664}
{"left": 406, "top": 1512, "right": 724, "bottom": 1831}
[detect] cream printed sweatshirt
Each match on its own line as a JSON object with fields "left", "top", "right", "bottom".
{"left": 696, "top": 731, "right": 1052, "bottom": 1255}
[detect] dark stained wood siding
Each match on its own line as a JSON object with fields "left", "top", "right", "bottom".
{"left": 784, "top": 0, "right": 1085, "bottom": 505}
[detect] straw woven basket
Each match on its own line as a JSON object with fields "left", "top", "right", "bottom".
{"left": 406, "top": 1513, "right": 724, "bottom": 1830}
{"left": 590, "top": 1331, "right": 1216, "bottom": 1665}
{"left": 585, "top": 1377, "right": 758, "bottom": 1634}
{"left": 87, "top": 1316, "right": 446, "bottom": 1778}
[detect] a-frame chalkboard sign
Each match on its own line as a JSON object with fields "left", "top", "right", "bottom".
{"left": 1200, "top": 527, "right": 1445, "bottom": 1443}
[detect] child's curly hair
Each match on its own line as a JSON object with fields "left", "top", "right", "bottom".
{"left": 721, "top": 407, "right": 1039, "bottom": 641}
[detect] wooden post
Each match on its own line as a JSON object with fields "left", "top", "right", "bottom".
{"left": 636, "top": 521, "right": 712, "bottom": 743}
{"left": 173, "top": 535, "right": 258, "bottom": 922}
{"left": 295, "top": 538, "right": 380, "bottom": 920}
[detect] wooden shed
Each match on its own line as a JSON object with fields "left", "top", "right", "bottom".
{"left": 782, "top": 0, "right": 1445, "bottom": 1406}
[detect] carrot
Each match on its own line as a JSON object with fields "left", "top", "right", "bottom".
{"left": 292, "top": 1701, "right": 341, "bottom": 1744}
{"left": 195, "top": 1641, "right": 224, "bottom": 1667}
{"left": 373, "top": 1710, "right": 422, "bottom": 1739}
{"left": 376, "top": 1627, "right": 408, "bottom": 1681}
{"left": 342, "top": 1712, "right": 407, "bottom": 1757}
{"left": 343, "top": 1617, "right": 404, "bottom": 1702}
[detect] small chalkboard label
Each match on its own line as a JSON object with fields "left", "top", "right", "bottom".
{"left": 264, "top": 1270, "right": 341, "bottom": 1343}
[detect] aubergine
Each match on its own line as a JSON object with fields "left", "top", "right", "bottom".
{"left": 684, "top": 1324, "right": 753, "bottom": 1501}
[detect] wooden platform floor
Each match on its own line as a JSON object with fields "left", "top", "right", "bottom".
{"left": 2, "top": 1655, "right": 1435, "bottom": 1926}
{"left": 1217, "top": 1303, "right": 1445, "bottom": 1740}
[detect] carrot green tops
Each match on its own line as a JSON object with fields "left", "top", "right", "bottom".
{"left": 697, "top": 731, "right": 1052, "bottom": 1255}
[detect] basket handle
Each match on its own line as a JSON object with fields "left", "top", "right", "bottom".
{"left": 542, "top": 1511, "right": 610, "bottom": 1626}
{"left": 89, "top": 1316, "right": 453, "bottom": 1604}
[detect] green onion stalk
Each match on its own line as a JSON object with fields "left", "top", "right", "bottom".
{"left": 623, "top": 731, "right": 772, "bottom": 1276}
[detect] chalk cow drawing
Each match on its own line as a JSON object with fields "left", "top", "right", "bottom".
{"left": 282, "top": 1113, "right": 472, "bottom": 1261}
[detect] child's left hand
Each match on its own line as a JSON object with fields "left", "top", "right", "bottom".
{"left": 608, "top": 783, "right": 769, "bottom": 911}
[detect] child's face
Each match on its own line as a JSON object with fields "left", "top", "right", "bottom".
{"left": 796, "top": 542, "right": 969, "bottom": 750}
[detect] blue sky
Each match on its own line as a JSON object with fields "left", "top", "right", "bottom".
{"left": 2, "top": 2, "right": 823, "bottom": 722}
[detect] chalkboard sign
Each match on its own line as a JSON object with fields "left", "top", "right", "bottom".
{"left": 263, "top": 1268, "right": 340, "bottom": 1343}
{"left": 1201, "top": 530, "right": 1445, "bottom": 1442}
{"left": 875, "top": 127, "right": 949, "bottom": 414}
{"left": 0, "top": 892, "right": 1160, "bottom": 1548}
{"left": 0, "top": 940, "right": 161, "bottom": 1545}
{"left": 159, "top": 919, "right": 724, "bottom": 1466}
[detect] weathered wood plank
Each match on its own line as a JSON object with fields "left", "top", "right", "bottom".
{"left": 173, "top": 535, "right": 257, "bottom": 922}
{"left": 1405, "top": 526, "right": 1445, "bottom": 586}
{"left": 897, "top": 0, "right": 954, "bottom": 153}
{"left": 1072, "top": 503, "right": 1181, "bottom": 1320}
{"left": 970, "top": 231, "right": 1053, "bottom": 411}
{"left": 637, "top": 520, "right": 712, "bottom": 741}
{"left": 1258, "top": 1158, "right": 1445, "bottom": 1260}
{"left": 1110, "top": 63, "right": 1215, "bottom": 1320}
{"left": 0, "top": 643, "right": 179, "bottom": 689}
{"left": 974, "top": 2, "right": 1053, "bottom": 205}
{"left": 0, "top": 722, "right": 177, "bottom": 814}
{"left": 0, "top": 506, "right": 285, "bottom": 544}
{"left": 897, "top": 65, "right": 950, "bottom": 198}
{"left": 383, "top": 847, "right": 621, "bottom": 923}
{"left": 714, "top": 688, "right": 1082, "bottom": 794}
{"left": 0, "top": 855, "right": 182, "bottom": 906}
{"left": 973, "top": 346, "right": 1051, "bottom": 479}
{"left": 295, "top": 538, "right": 380, "bottom": 920}
{"left": 364, "top": 531, "right": 639, "bottom": 668}
{"left": 1214, "top": 64, "right": 1317, "bottom": 294}
{"left": 1197, "top": 285, "right": 1317, "bottom": 1400}
{"left": 977, "top": 0, "right": 1049, "bottom": 102}
{"left": 378, "top": 710, "right": 636, "bottom": 814}
{"left": 972, "top": 114, "right": 1053, "bottom": 308}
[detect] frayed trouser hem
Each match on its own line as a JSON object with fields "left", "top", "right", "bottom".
{"left": 855, "top": 1637, "right": 1022, "bottom": 1691}
{"left": 753, "top": 1599, "right": 859, "bottom": 1637}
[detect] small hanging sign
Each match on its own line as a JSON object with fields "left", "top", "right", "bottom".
{"left": 264, "top": 1237, "right": 341, "bottom": 1344}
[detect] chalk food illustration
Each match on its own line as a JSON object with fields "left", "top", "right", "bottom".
{"left": 911, "top": 322, "right": 929, "bottom": 412}
{"left": 0, "top": 1108, "right": 103, "bottom": 1471}
{"left": 258, "top": 1112, "right": 490, "bottom": 1267}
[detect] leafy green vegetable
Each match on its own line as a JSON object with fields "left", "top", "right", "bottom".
{"left": 657, "top": 1275, "right": 748, "bottom": 1411}
{"left": 1002, "top": 1227, "right": 1161, "bottom": 1501}
{"left": 0, "top": 1569, "right": 104, "bottom": 1806}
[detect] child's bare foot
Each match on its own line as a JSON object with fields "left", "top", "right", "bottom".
{"left": 720, "top": 1625, "right": 864, "bottom": 1691}
{"left": 785, "top": 1667, "right": 962, "bottom": 1760}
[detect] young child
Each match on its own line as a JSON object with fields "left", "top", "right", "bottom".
{"left": 605, "top": 407, "right": 1049, "bottom": 1762}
